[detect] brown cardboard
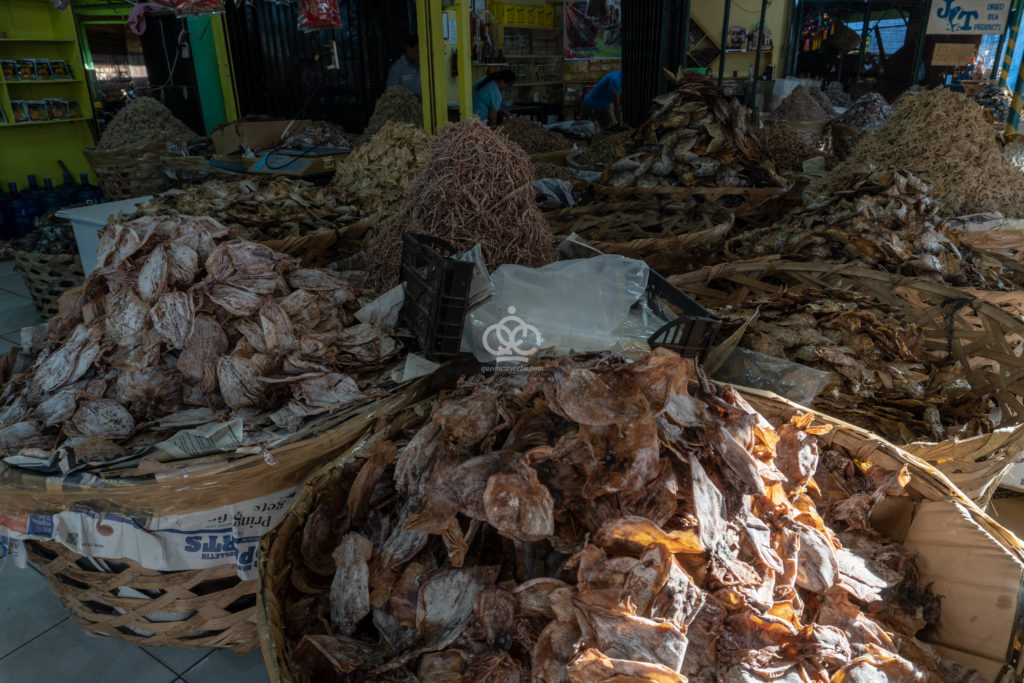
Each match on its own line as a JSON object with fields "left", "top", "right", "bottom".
{"left": 248, "top": 151, "right": 343, "bottom": 177}
{"left": 211, "top": 120, "right": 312, "bottom": 156}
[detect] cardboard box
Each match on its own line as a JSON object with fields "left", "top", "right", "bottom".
{"left": 211, "top": 120, "right": 312, "bottom": 156}
{"left": 249, "top": 149, "right": 347, "bottom": 177}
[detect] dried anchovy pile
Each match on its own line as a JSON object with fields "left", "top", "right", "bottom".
{"left": 499, "top": 117, "right": 574, "bottom": 155}
{"left": 707, "top": 288, "right": 992, "bottom": 443}
{"left": 284, "top": 122, "right": 359, "bottom": 150}
{"left": 840, "top": 89, "right": 1024, "bottom": 215}
{"left": 806, "top": 85, "right": 836, "bottom": 117}
{"left": 363, "top": 87, "right": 424, "bottom": 140}
{"left": 971, "top": 84, "right": 1012, "bottom": 123}
{"left": 826, "top": 81, "right": 852, "bottom": 107}
{"left": 10, "top": 219, "right": 76, "bottom": 255}
{"left": 534, "top": 162, "right": 577, "bottom": 182}
{"left": 0, "top": 215, "right": 398, "bottom": 473}
{"left": 280, "top": 351, "right": 976, "bottom": 682}
{"left": 136, "top": 177, "right": 362, "bottom": 239}
{"left": 570, "top": 131, "right": 627, "bottom": 169}
{"left": 771, "top": 86, "right": 828, "bottom": 122}
{"left": 97, "top": 96, "right": 202, "bottom": 151}
{"left": 366, "top": 118, "right": 557, "bottom": 292}
{"left": 603, "top": 69, "right": 786, "bottom": 189}
{"left": 331, "top": 121, "right": 430, "bottom": 220}
{"left": 831, "top": 93, "right": 891, "bottom": 131}
{"left": 754, "top": 124, "right": 832, "bottom": 174}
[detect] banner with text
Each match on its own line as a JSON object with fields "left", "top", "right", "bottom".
{"left": 927, "top": 0, "right": 1010, "bottom": 35}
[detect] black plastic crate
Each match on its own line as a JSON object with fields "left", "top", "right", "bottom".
{"left": 399, "top": 233, "right": 474, "bottom": 359}
{"left": 557, "top": 238, "right": 721, "bottom": 359}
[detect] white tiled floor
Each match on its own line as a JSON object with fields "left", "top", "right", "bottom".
{"left": 0, "top": 260, "right": 270, "bottom": 682}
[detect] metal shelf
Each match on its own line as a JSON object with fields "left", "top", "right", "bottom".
{"left": 1, "top": 117, "right": 89, "bottom": 127}
{"left": 514, "top": 81, "right": 563, "bottom": 86}
{"left": 3, "top": 79, "right": 83, "bottom": 85}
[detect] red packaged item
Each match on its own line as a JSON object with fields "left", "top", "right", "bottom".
{"left": 174, "top": 0, "right": 225, "bottom": 15}
{"left": 297, "top": 0, "right": 342, "bottom": 31}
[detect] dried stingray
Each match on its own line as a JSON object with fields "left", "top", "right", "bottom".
{"left": 279, "top": 350, "right": 974, "bottom": 682}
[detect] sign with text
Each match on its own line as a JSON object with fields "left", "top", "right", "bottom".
{"left": 927, "top": 0, "right": 1010, "bottom": 35}
{"left": 931, "top": 41, "right": 980, "bottom": 65}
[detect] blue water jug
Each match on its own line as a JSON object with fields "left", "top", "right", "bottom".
{"left": 5, "top": 182, "right": 37, "bottom": 237}
{"left": 73, "top": 173, "right": 105, "bottom": 206}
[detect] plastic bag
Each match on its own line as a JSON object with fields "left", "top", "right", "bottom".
{"left": 298, "top": 0, "right": 342, "bottom": 30}
{"left": 534, "top": 178, "right": 576, "bottom": 209}
{"left": 710, "top": 347, "right": 832, "bottom": 406}
{"left": 174, "top": 0, "right": 225, "bottom": 15}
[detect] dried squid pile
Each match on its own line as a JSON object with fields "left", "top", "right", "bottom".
{"left": 709, "top": 287, "right": 992, "bottom": 444}
{"left": 280, "top": 351, "right": 979, "bottom": 682}
{"left": 134, "top": 177, "right": 364, "bottom": 240}
{"left": 0, "top": 215, "right": 398, "bottom": 473}
{"left": 602, "top": 69, "right": 786, "bottom": 190}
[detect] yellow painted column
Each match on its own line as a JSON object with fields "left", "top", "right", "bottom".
{"left": 456, "top": 0, "right": 473, "bottom": 119}
{"left": 210, "top": 15, "right": 240, "bottom": 122}
{"left": 418, "top": 0, "right": 448, "bottom": 133}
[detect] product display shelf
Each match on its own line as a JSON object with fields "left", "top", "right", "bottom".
{"left": 488, "top": 1, "right": 564, "bottom": 107}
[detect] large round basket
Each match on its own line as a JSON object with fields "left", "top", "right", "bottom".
{"left": 10, "top": 249, "right": 84, "bottom": 318}
{"left": 256, "top": 218, "right": 376, "bottom": 269}
{"left": 83, "top": 145, "right": 233, "bottom": 202}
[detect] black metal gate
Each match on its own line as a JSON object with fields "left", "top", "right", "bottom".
{"left": 222, "top": 0, "right": 411, "bottom": 133}
{"left": 622, "top": 0, "right": 684, "bottom": 127}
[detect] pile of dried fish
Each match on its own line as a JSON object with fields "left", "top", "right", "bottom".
{"left": 499, "top": 117, "right": 573, "bottom": 155}
{"left": 710, "top": 287, "right": 992, "bottom": 443}
{"left": 11, "top": 219, "right": 76, "bottom": 255}
{"left": 602, "top": 69, "right": 786, "bottom": 190}
{"left": 971, "top": 83, "right": 1012, "bottom": 123}
{"left": 278, "top": 350, "right": 976, "bottom": 682}
{"left": 534, "top": 162, "right": 577, "bottom": 182}
{"left": 545, "top": 199, "right": 728, "bottom": 241}
{"left": 363, "top": 87, "right": 423, "bottom": 140}
{"left": 569, "top": 131, "right": 627, "bottom": 169}
{"left": 366, "top": 118, "right": 557, "bottom": 291}
{"left": 330, "top": 121, "right": 430, "bottom": 220}
{"left": 807, "top": 85, "right": 837, "bottom": 117}
{"left": 840, "top": 88, "right": 1024, "bottom": 215}
{"left": 0, "top": 215, "right": 398, "bottom": 474}
{"left": 284, "top": 122, "right": 358, "bottom": 150}
{"left": 754, "top": 123, "right": 832, "bottom": 174}
{"left": 737, "top": 167, "right": 1011, "bottom": 288}
{"left": 97, "top": 96, "right": 203, "bottom": 151}
{"left": 826, "top": 81, "right": 852, "bottom": 107}
{"left": 771, "top": 86, "right": 829, "bottom": 121}
{"left": 134, "top": 177, "right": 362, "bottom": 240}
{"left": 831, "top": 93, "right": 891, "bottom": 131}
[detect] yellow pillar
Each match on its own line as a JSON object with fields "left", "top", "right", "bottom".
{"left": 418, "top": 0, "right": 448, "bottom": 133}
{"left": 210, "top": 15, "right": 239, "bottom": 122}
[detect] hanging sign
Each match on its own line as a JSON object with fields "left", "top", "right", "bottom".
{"left": 931, "top": 41, "right": 980, "bottom": 65}
{"left": 927, "top": 0, "right": 1010, "bottom": 35}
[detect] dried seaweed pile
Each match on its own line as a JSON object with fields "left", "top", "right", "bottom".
{"left": 832, "top": 93, "right": 891, "bottom": 131}
{"left": 840, "top": 88, "right": 1024, "bottom": 215}
{"left": 826, "top": 81, "right": 852, "bottom": 107}
{"left": 330, "top": 121, "right": 430, "bottom": 220}
{"left": 499, "top": 117, "right": 573, "bottom": 155}
{"left": 279, "top": 351, "right": 976, "bottom": 682}
{"left": 284, "top": 122, "right": 359, "bottom": 150}
{"left": 0, "top": 215, "right": 398, "bottom": 473}
{"left": 734, "top": 167, "right": 1011, "bottom": 288}
{"left": 807, "top": 85, "right": 837, "bottom": 117}
{"left": 771, "top": 86, "right": 828, "bottom": 121}
{"left": 136, "top": 177, "right": 362, "bottom": 239}
{"left": 366, "top": 119, "right": 557, "bottom": 291}
{"left": 603, "top": 70, "right": 786, "bottom": 189}
{"left": 754, "top": 124, "right": 832, "bottom": 174}
{"left": 570, "top": 131, "right": 627, "bottom": 169}
{"left": 363, "top": 87, "right": 424, "bottom": 140}
{"left": 97, "top": 96, "right": 202, "bottom": 151}
{"left": 534, "top": 162, "right": 577, "bottom": 182}
{"left": 711, "top": 288, "right": 992, "bottom": 443}
{"left": 971, "top": 84, "right": 1012, "bottom": 123}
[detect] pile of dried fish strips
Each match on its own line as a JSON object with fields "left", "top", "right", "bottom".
{"left": 280, "top": 350, "right": 977, "bottom": 682}
{"left": 602, "top": 69, "right": 786, "bottom": 190}
{"left": 0, "top": 215, "right": 398, "bottom": 475}
{"left": 134, "top": 177, "right": 364, "bottom": 240}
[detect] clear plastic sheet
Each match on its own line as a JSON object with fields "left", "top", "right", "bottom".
{"left": 711, "top": 347, "right": 832, "bottom": 406}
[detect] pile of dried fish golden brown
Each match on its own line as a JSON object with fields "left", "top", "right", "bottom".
{"left": 330, "top": 121, "right": 430, "bottom": 221}
{"left": 366, "top": 118, "right": 557, "bottom": 291}
{"left": 0, "top": 215, "right": 398, "bottom": 473}
{"left": 362, "top": 87, "right": 424, "bottom": 140}
{"left": 499, "top": 117, "right": 573, "bottom": 155}
{"left": 278, "top": 350, "right": 977, "bottom": 682}
{"left": 602, "top": 69, "right": 786, "bottom": 189}
{"left": 134, "top": 177, "right": 363, "bottom": 240}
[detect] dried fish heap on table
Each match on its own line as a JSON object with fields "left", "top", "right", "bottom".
{"left": 831, "top": 93, "right": 891, "bottom": 131}
{"left": 754, "top": 124, "right": 833, "bottom": 175}
{"left": 602, "top": 69, "right": 786, "bottom": 190}
{"left": 569, "top": 131, "right": 628, "bottom": 170}
{"left": 366, "top": 118, "right": 557, "bottom": 292}
{"left": 97, "top": 96, "right": 204, "bottom": 151}
{"left": 806, "top": 85, "right": 836, "bottom": 117}
{"left": 825, "top": 81, "right": 852, "bottom": 108}
{"left": 770, "top": 86, "right": 828, "bottom": 122}
{"left": 362, "top": 87, "right": 424, "bottom": 140}
{"left": 283, "top": 122, "right": 359, "bottom": 150}
{"left": 739, "top": 167, "right": 1012, "bottom": 288}
{"left": 499, "top": 118, "right": 574, "bottom": 155}
{"left": 279, "top": 350, "right": 978, "bottom": 682}
{"left": 534, "top": 162, "right": 578, "bottom": 182}
{"left": 330, "top": 121, "right": 430, "bottom": 221}
{"left": 0, "top": 215, "right": 398, "bottom": 474}
{"left": 135, "top": 177, "right": 363, "bottom": 240}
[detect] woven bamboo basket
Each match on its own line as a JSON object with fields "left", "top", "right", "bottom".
{"left": 161, "top": 154, "right": 238, "bottom": 184}
{"left": 255, "top": 378, "right": 1024, "bottom": 681}
{"left": 670, "top": 258, "right": 1024, "bottom": 506}
{"left": 256, "top": 218, "right": 376, "bottom": 268}
{"left": 5, "top": 387, "right": 425, "bottom": 653}
{"left": 593, "top": 182, "right": 786, "bottom": 224}
{"left": 83, "top": 144, "right": 179, "bottom": 201}
{"left": 529, "top": 149, "right": 574, "bottom": 166}
{"left": 10, "top": 249, "right": 84, "bottom": 318}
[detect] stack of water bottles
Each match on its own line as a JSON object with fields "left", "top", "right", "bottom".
{"left": 0, "top": 173, "right": 104, "bottom": 240}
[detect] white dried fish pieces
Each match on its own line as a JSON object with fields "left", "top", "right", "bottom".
{"left": 217, "top": 355, "right": 266, "bottom": 410}
{"left": 330, "top": 532, "right": 374, "bottom": 636}
{"left": 30, "top": 323, "right": 101, "bottom": 394}
{"left": 32, "top": 390, "right": 77, "bottom": 427}
{"left": 70, "top": 399, "right": 135, "bottom": 438}
{"left": 137, "top": 243, "right": 169, "bottom": 302}
{"left": 105, "top": 290, "right": 150, "bottom": 349}
{"left": 0, "top": 420, "right": 50, "bottom": 454}
{"left": 260, "top": 298, "right": 295, "bottom": 353}
{"left": 286, "top": 268, "right": 352, "bottom": 298}
{"left": 150, "top": 292, "right": 195, "bottom": 350}
{"left": 207, "top": 240, "right": 290, "bottom": 295}
{"left": 178, "top": 313, "right": 228, "bottom": 391}
{"left": 166, "top": 242, "right": 199, "bottom": 284}
{"left": 206, "top": 283, "right": 264, "bottom": 316}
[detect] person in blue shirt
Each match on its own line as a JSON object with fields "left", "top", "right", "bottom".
{"left": 387, "top": 35, "right": 421, "bottom": 96}
{"left": 472, "top": 69, "right": 516, "bottom": 126}
{"left": 582, "top": 69, "right": 622, "bottom": 129}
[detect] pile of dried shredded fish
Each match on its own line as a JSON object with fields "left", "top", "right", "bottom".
{"left": 534, "top": 162, "right": 577, "bottom": 182}
{"left": 362, "top": 87, "right": 424, "bottom": 140}
{"left": 97, "top": 96, "right": 203, "bottom": 151}
{"left": 706, "top": 288, "right": 993, "bottom": 443}
{"left": 499, "top": 117, "right": 574, "bottom": 155}
{"left": 754, "top": 123, "right": 832, "bottom": 174}
{"left": 603, "top": 69, "right": 786, "bottom": 190}
{"left": 366, "top": 118, "right": 557, "bottom": 291}
{"left": 831, "top": 93, "right": 891, "bottom": 131}
{"left": 570, "top": 131, "right": 628, "bottom": 169}
{"left": 806, "top": 85, "right": 837, "bottom": 117}
{"left": 735, "top": 167, "right": 1012, "bottom": 288}
{"left": 838, "top": 88, "right": 1024, "bottom": 216}
{"left": 283, "top": 122, "right": 359, "bottom": 150}
{"left": 278, "top": 350, "right": 977, "bottom": 682}
{"left": 771, "top": 86, "right": 829, "bottom": 121}
{"left": 330, "top": 121, "right": 430, "bottom": 220}
{"left": 0, "top": 215, "right": 398, "bottom": 474}
{"left": 134, "top": 177, "right": 363, "bottom": 240}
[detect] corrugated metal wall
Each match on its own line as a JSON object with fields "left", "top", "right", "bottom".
{"left": 622, "top": 0, "right": 682, "bottom": 126}
{"left": 223, "top": 0, "right": 410, "bottom": 133}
